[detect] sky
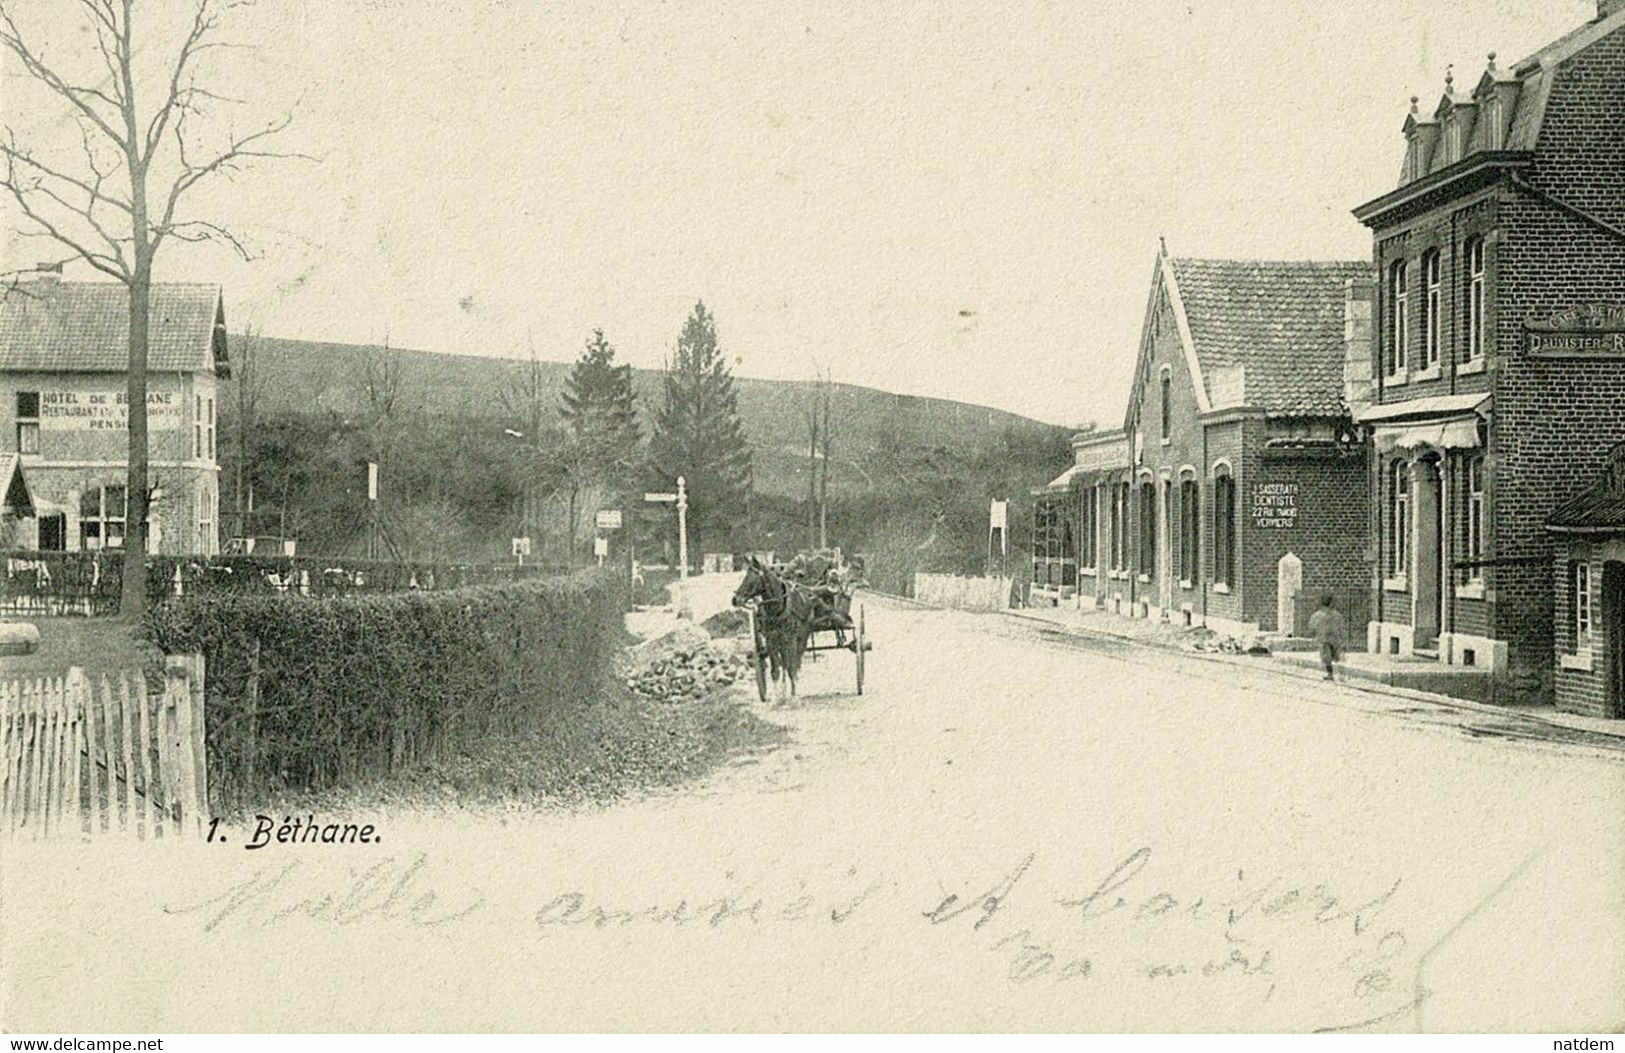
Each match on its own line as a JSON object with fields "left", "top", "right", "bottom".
{"left": 1, "top": 0, "right": 1600, "bottom": 426}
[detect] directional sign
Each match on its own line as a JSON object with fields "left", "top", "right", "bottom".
{"left": 644, "top": 492, "right": 678, "bottom": 503}
{"left": 595, "top": 510, "right": 622, "bottom": 529}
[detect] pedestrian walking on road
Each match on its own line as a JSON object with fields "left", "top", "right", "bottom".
{"left": 1307, "top": 593, "right": 1347, "bottom": 681}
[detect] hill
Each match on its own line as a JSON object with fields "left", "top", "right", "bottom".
{"left": 241, "top": 335, "right": 1069, "bottom": 497}
{"left": 226, "top": 334, "right": 1074, "bottom": 582}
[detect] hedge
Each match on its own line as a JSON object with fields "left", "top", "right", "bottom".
{"left": 144, "top": 569, "right": 628, "bottom": 810}
{"left": 1, "top": 548, "right": 560, "bottom": 616}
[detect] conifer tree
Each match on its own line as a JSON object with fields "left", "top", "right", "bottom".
{"left": 560, "top": 328, "right": 640, "bottom": 480}
{"left": 647, "top": 302, "right": 752, "bottom": 562}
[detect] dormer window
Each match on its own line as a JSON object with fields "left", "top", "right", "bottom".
{"left": 1389, "top": 259, "right": 1410, "bottom": 375}
{"left": 1481, "top": 94, "right": 1503, "bottom": 149}
{"left": 1422, "top": 249, "right": 1441, "bottom": 369}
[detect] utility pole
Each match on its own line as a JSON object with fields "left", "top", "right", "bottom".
{"left": 818, "top": 377, "right": 832, "bottom": 551}
{"left": 676, "top": 475, "right": 690, "bottom": 619}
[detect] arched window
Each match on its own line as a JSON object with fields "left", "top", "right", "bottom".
{"left": 1179, "top": 474, "right": 1200, "bottom": 586}
{"left": 1466, "top": 238, "right": 1486, "bottom": 362}
{"left": 1422, "top": 250, "right": 1441, "bottom": 369}
{"left": 1138, "top": 478, "right": 1157, "bottom": 577}
{"left": 1212, "top": 467, "right": 1235, "bottom": 587}
{"left": 1389, "top": 260, "right": 1409, "bottom": 375}
{"left": 1465, "top": 456, "right": 1485, "bottom": 582}
{"left": 1389, "top": 461, "right": 1409, "bottom": 577}
{"left": 78, "top": 484, "right": 126, "bottom": 551}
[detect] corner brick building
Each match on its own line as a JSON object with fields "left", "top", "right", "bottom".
{"left": 0, "top": 268, "right": 228, "bottom": 557}
{"left": 1034, "top": 246, "right": 1373, "bottom": 638}
{"left": 1352, "top": 3, "right": 1625, "bottom": 706}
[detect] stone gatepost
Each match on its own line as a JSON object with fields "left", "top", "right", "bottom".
{"left": 1277, "top": 552, "right": 1303, "bottom": 636}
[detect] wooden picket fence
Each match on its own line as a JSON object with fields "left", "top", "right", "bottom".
{"left": 0, "top": 655, "right": 208, "bottom": 841}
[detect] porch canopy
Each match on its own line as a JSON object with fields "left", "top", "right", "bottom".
{"left": 1356, "top": 393, "right": 1491, "bottom": 454}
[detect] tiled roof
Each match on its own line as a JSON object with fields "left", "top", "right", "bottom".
{"left": 1168, "top": 258, "right": 1372, "bottom": 416}
{"left": 0, "top": 280, "right": 224, "bottom": 374}
{"left": 1549, "top": 450, "right": 1625, "bottom": 533}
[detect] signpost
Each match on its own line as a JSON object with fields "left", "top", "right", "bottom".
{"left": 645, "top": 477, "right": 691, "bottom": 618}
{"left": 595, "top": 509, "right": 623, "bottom": 530}
{"left": 512, "top": 536, "right": 531, "bottom": 564}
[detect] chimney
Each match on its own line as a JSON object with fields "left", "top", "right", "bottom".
{"left": 1343, "top": 274, "right": 1377, "bottom": 419}
{"left": 31, "top": 261, "right": 62, "bottom": 285}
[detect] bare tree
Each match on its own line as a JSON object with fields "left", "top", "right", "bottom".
{"left": 0, "top": 0, "right": 308, "bottom": 618}
{"left": 802, "top": 369, "right": 835, "bottom": 550}
{"left": 499, "top": 338, "right": 551, "bottom": 552}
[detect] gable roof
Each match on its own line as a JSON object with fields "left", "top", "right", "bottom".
{"left": 0, "top": 454, "right": 33, "bottom": 517}
{"left": 1165, "top": 257, "right": 1372, "bottom": 416}
{"left": 0, "top": 280, "right": 226, "bottom": 374}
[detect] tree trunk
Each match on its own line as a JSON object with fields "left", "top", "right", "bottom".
{"left": 120, "top": 255, "right": 151, "bottom": 621}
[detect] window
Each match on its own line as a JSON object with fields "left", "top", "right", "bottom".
{"left": 1212, "top": 470, "right": 1235, "bottom": 587}
{"left": 1079, "top": 485, "right": 1097, "bottom": 570}
{"left": 1389, "top": 461, "right": 1409, "bottom": 577}
{"left": 78, "top": 484, "right": 126, "bottom": 550}
{"left": 1115, "top": 481, "right": 1131, "bottom": 571}
{"left": 1160, "top": 370, "right": 1172, "bottom": 442}
{"left": 1138, "top": 480, "right": 1157, "bottom": 577}
{"left": 1482, "top": 95, "right": 1503, "bottom": 150}
{"left": 15, "top": 391, "right": 39, "bottom": 455}
{"left": 1575, "top": 562, "right": 1592, "bottom": 645}
{"left": 1389, "top": 260, "right": 1409, "bottom": 375}
{"left": 1179, "top": 476, "right": 1199, "bottom": 585}
{"left": 197, "top": 487, "right": 215, "bottom": 556}
{"left": 1465, "top": 456, "right": 1484, "bottom": 581}
{"left": 1422, "top": 250, "right": 1441, "bottom": 369}
{"left": 208, "top": 396, "right": 217, "bottom": 459}
{"left": 1466, "top": 238, "right": 1486, "bottom": 362}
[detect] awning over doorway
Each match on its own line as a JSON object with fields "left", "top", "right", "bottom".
{"left": 1359, "top": 393, "right": 1491, "bottom": 455}
{"left": 1372, "top": 417, "right": 1482, "bottom": 454}
{"left": 1042, "top": 465, "right": 1081, "bottom": 491}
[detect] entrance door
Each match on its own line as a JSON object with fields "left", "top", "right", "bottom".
{"left": 38, "top": 513, "right": 65, "bottom": 551}
{"left": 1605, "top": 561, "right": 1625, "bottom": 719}
{"left": 1413, "top": 458, "right": 1444, "bottom": 649}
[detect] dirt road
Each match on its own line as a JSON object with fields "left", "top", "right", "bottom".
{"left": 4, "top": 589, "right": 1622, "bottom": 1032}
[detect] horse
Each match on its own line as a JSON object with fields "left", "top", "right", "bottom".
{"left": 732, "top": 556, "right": 817, "bottom": 700}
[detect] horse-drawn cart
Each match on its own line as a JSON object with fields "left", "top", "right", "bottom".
{"left": 734, "top": 558, "right": 870, "bottom": 701}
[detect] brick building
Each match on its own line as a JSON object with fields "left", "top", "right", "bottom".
{"left": 1031, "top": 426, "right": 1129, "bottom": 607}
{"left": 0, "top": 267, "right": 228, "bottom": 556}
{"left": 1035, "top": 246, "right": 1373, "bottom": 637}
{"left": 1548, "top": 442, "right": 1625, "bottom": 717}
{"left": 1351, "top": 2, "right": 1625, "bottom": 704}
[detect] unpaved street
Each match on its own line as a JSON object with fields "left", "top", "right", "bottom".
{"left": 4, "top": 589, "right": 1623, "bottom": 1032}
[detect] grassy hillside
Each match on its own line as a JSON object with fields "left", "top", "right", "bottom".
{"left": 242, "top": 335, "right": 1066, "bottom": 498}
{"left": 226, "top": 334, "right": 1074, "bottom": 583}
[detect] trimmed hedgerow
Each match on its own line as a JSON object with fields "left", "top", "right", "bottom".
{"left": 145, "top": 569, "right": 628, "bottom": 811}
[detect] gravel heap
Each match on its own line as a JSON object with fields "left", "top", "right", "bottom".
{"left": 622, "top": 623, "right": 751, "bottom": 702}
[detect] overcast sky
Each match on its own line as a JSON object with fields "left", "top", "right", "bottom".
{"left": 2, "top": 0, "right": 1598, "bottom": 426}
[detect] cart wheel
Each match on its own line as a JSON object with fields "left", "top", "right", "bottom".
{"left": 747, "top": 606, "right": 769, "bottom": 702}
{"left": 854, "top": 605, "right": 866, "bottom": 696}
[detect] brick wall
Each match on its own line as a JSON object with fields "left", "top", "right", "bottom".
{"left": 1490, "top": 26, "right": 1625, "bottom": 699}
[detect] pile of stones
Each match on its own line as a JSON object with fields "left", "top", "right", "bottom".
{"left": 622, "top": 623, "right": 750, "bottom": 702}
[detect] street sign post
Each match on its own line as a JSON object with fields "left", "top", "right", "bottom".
{"left": 595, "top": 509, "right": 623, "bottom": 530}
{"left": 643, "top": 481, "right": 690, "bottom": 618}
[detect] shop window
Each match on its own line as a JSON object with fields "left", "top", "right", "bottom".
{"left": 1465, "top": 457, "right": 1484, "bottom": 582}
{"left": 79, "top": 484, "right": 126, "bottom": 550}
{"left": 1466, "top": 238, "right": 1486, "bottom": 362}
{"left": 1389, "top": 462, "right": 1409, "bottom": 577}
{"left": 1388, "top": 260, "right": 1409, "bottom": 375}
{"left": 1421, "top": 250, "right": 1441, "bottom": 369}
{"left": 1079, "top": 486, "right": 1097, "bottom": 571}
{"left": 1138, "top": 480, "right": 1157, "bottom": 577}
{"left": 1212, "top": 469, "right": 1235, "bottom": 587}
{"left": 1179, "top": 476, "right": 1199, "bottom": 585}
{"left": 1575, "top": 562, "right": 1592, "bottom": 646}
{"left": 15, "top": 391, "right": 39, "bottom": 455}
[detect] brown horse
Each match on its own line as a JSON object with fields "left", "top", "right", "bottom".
{"left": 732, "top": 557, "right": 816, "bottom": 700}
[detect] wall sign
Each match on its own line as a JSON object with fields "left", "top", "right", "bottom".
{"left": 1525, "top": 304, "right": 1625, "bottom": 357}
{"left": 39, "top": 390, "right": 183, "bottom": 431}
{"left": 1250, "top": 482, "right": 1299, "bottom": 529}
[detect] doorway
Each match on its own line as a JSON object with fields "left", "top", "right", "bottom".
{"left": 1412, "top": 457, "right": 1444, "bottom": 650}
{"left": 1604, "top": 560, "right": 1625, "bottom": 719}
{"left": 38, "top": 512, "right": 65, "bottom": 552}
